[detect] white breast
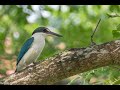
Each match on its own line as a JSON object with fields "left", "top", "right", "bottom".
{"left": 32, "top": 33, "right": 45, "bottom": 54}
{"left": 27, "top": 33, "right": 45, "bottom": 62}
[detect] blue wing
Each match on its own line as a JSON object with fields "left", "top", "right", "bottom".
{"left": 17, "top": 37, "right": 34, "bottom": 65}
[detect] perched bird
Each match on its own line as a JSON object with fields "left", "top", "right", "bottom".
{"left": 15, "top": 27, "right": 62, "bottom": 72}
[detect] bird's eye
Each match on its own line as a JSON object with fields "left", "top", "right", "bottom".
{"left": 43, "top": 29, "right": 49, "bottom": 32}
{"left": 43, "top": 29, "right": 46, "bottom": 32}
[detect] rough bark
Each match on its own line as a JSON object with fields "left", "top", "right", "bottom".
{"left": 1, "top": 39, "right": 120, "bottom": 85}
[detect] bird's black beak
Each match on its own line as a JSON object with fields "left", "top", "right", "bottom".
{"left": 47, "top": 31, "right": 63, "bottom": 37}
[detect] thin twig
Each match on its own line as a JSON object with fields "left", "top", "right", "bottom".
{"left": 107, "top": 13, "right": 120, "bottom": 18}
{"left": 91, "top": 18, "right": 101, "bottom": 46}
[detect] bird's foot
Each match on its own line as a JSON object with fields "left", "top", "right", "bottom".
{"left": 28, "top": 63, "right": 34, "bottom": 67}
{"left": 33, "top": 62, "right": 37, "bottom": 65}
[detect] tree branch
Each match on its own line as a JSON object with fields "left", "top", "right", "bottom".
{"left": 1, "top": 39, "right": 120, "bottom": 85}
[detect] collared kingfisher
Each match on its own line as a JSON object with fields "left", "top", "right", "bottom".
{"left": 15, "top": 27, "right": 62, "bottom": 72}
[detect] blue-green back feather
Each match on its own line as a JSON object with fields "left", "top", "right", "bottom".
{"left": 17, "top": 37, "right": 34, "bottom": 65}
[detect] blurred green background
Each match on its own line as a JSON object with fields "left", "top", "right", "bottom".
{"left": 0, "top": 5, "right": 120, "bottom": 85}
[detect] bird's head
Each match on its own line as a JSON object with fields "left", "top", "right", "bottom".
{"left": 32, "top": 27, "right": 62, "bottom": 37}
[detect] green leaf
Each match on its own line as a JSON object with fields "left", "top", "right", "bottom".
{"left": 117, "top": 24, "right": 120, "bottom": 31}
{"left": 112, "top": 78, "right": 120, "bottom": 85}
{"left": 112, "top": 30, "right": 120, "bottom": 38}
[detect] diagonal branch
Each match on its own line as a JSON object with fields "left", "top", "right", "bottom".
{"left": 1, "top": 39, "right": 120, "bottom": 85}
{"left": 91, "top": 18, "right": 101, "bottom": 46}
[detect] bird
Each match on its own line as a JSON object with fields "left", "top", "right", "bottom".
{"left": 15, "top": 27, "right": 62, "bottom": 72}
